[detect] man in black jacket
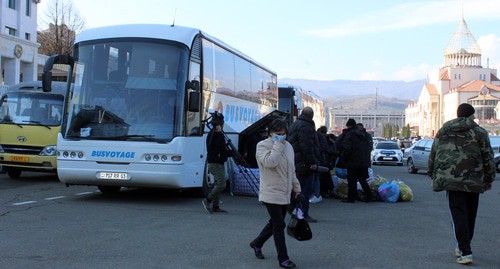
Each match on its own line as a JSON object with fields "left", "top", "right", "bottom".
{"left": 341, "top": 119, "right": 373, "bottom": 203}
{"left": 287, "top": 107, "right": 320, "bottom": 222}
{"left": 203, "top": 117, "right": 230, "bottom": 213}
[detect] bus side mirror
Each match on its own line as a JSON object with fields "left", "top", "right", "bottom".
{"left": 42, "top": 54, "right": 74, "bottom": 92}
{"left": 42, "top": 72, "right": 52, "bottom": 92}
{"left": 188, "top": 91, "right": 200, "bottom": 112}
{"left": 186, "top": 80, "right": 200, "bottom": 112}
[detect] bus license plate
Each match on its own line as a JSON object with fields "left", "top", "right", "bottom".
{"left": 99, "top": 172, "right": 128, "bottom": 180}
{"left": 10, "top": 156, "right": 29, "bottom": 162}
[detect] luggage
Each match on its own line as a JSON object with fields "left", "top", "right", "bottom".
{"left": 230, "top": 160, "right": 260, "bottom": 197}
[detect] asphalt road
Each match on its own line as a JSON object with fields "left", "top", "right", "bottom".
{"left": 1, "top": 165, "right": 499, "bottom": 269}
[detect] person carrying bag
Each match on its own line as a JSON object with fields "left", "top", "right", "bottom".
{"left": 249, "top": 119, "right": 302, "bottom": 269}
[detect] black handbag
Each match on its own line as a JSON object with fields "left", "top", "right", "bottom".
{"left": 287, "top": 202, "right": 312, "bottom": 241}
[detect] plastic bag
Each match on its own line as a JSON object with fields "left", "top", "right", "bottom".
{"left": 335, "top": 158, "right": 348, "bottom": 179}
{"left": 369, "top": 175, "right": 388, "bottom": 191}
{"left": 378, "top": 181, "right": 400, "bottom": 203}
{"left": 335, "top": 167, "right": 348, "bottom": 179}
{"left": 394, "top": 179, "right": 413, "bottom": 202}
{"left": 333, "top": 178, "right": 348, "bottom": 199}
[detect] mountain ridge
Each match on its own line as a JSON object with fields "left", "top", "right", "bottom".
{"left": 278, "top": 78, "right": 426, "bottom": 111}
{"left": 278, "top": 78, "right": 425, "bottom": 100}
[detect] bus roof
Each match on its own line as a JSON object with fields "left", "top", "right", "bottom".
{"left": 75, "top": 24, "right": 276, "bottom": 76}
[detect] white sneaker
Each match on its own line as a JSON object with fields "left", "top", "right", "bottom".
{"left": 309, "top": 195, "right": 323, "bottom": 203}
{"left": 455, "top": 248, "right": 461, "bottom": 257}
{"left": 456, "top": 254, "right": 473, "bottom": 265}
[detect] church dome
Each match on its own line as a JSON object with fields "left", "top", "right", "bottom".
{"left": 443, "top": 18, "right": 481, "bottom": 67}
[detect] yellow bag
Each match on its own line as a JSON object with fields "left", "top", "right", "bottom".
{"left": 394, "top": 180, "right": 413, "bottom": 202}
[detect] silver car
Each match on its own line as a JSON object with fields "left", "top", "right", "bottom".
{"left": 371, "top": 141, "right": 403, "bottom": 166}
{"left": 405, "top": 138, "right": 434, "bottom": 174}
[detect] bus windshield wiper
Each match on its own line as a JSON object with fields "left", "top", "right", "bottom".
{"left": 22, "top": 120, "right": 51, "bottom": 129}
{"left": 2, "top": 121, "right": 24, "bottom": 128}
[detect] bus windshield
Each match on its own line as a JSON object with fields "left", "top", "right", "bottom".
{"left": 64, "top": 39, "right": 189, "bottom": 142}
{"left": 0, "top": 92, "right": 64, "bottom": 127}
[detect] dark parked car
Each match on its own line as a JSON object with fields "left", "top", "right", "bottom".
{"left": 405, "top": 138, "right": 434, "bottom": 174}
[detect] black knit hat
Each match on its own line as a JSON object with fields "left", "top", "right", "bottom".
{"left": 457, "top": 103, "right": 475, "bottom": 118}
{"left": 346, "top": 118, "right": 356, "bottom": 127}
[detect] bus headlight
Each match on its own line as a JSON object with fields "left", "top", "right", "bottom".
{"left": 40, "top": 146, "right": 57, "bottom": 156}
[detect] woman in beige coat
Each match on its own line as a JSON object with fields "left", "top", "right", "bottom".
{"left": 249, "top": 118, "right": 302, "bottom": 269}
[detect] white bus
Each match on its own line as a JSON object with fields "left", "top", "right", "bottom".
{"left": 42, "top": 24, "right": 279, "bottom": 194}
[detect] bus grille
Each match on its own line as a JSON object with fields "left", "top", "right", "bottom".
{"left": 1, "top": 144, "right": 44, "bottom": 155}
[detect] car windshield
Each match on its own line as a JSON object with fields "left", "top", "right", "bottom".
{"left": 0, "top": 92, "right": 64, "bottom": 126}
{"left": 376, "top": 142, "right": 400, "bottom": 149}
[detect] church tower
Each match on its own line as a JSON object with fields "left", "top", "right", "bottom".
{"left": 443, "top": 17, "right": 482, "bottom": 68}
{"left": 406, "top": 14, "right": 500, "bottom": 137}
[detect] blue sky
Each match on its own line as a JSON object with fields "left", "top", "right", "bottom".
{"left": 38, "top": 0, "right": 500, "bottom": 82}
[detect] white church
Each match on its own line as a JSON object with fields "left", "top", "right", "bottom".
{"left": 406, "top": 17, "right": 500, "bottom": 137}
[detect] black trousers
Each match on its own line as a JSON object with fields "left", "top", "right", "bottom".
{"left": 346, "top": 167, "right": 371, "bottom": 201}
{"left": 448, "top": 191, "right": 479, "bottom": 256}
{"left": 319, "top": 172, "right": 333, "bottom": 195}
{"left": 251, "top": 203, "right": 289, "bottom": 262}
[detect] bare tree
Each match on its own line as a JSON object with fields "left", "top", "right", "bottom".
{"left": 37, "top": 0, "right": 85, "bottom": 56}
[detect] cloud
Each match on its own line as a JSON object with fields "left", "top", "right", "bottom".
{"left": 306, "top": 0, "right": 500, "bottom": 38}
{"left": 360, "top": 71, "right": 384, "bottom": 81}
{"left": 392, "top": 63, "right": 434, "bottom": 81}
{"left": 478, "top": 34, "right": 500, "bottom": 69}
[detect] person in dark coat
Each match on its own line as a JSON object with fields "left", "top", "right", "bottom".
{"left": 287, "top": 107, "right": 319, "bottom": 223}
{"left": 202, "top": 116, "right": 230, "bottom": 213}
{"left": 340, "top": 119, "right": 373, "bottom": 203}
{"left": 334, "top": 119, "right": 357, "bottom": 177}
{"left": 316, "top": 126, "right": 334, "bottom": 198}
{"left": 326, "top": 133, "right": 338, "bottom": 169}
{"left": 335, "top": 119, "right": 357, "bottom": 169}
{"left": 310, "top": 128, "right": 329, "bottom": 203}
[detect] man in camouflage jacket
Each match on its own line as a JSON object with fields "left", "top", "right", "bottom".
{"left": 428, "top": 103, "right": 495, "bottom": 265}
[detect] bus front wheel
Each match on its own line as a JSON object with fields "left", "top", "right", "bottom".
{"left": 98, "top": 185, "right": 121, "bottom": 195}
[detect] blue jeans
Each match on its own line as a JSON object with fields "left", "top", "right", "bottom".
{"left": 312, "top": 173, "right": 320, "bottom": 197}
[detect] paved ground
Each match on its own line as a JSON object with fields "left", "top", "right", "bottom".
{"left": 1, "top": 165, "right": 499, "bottom": 269}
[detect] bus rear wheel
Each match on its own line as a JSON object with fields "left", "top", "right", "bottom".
{"left": 6, "top": 168, "right": 22, "bottom": 178}
{"left": 98, "top": 185, "right": 121, "bottom": 195}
